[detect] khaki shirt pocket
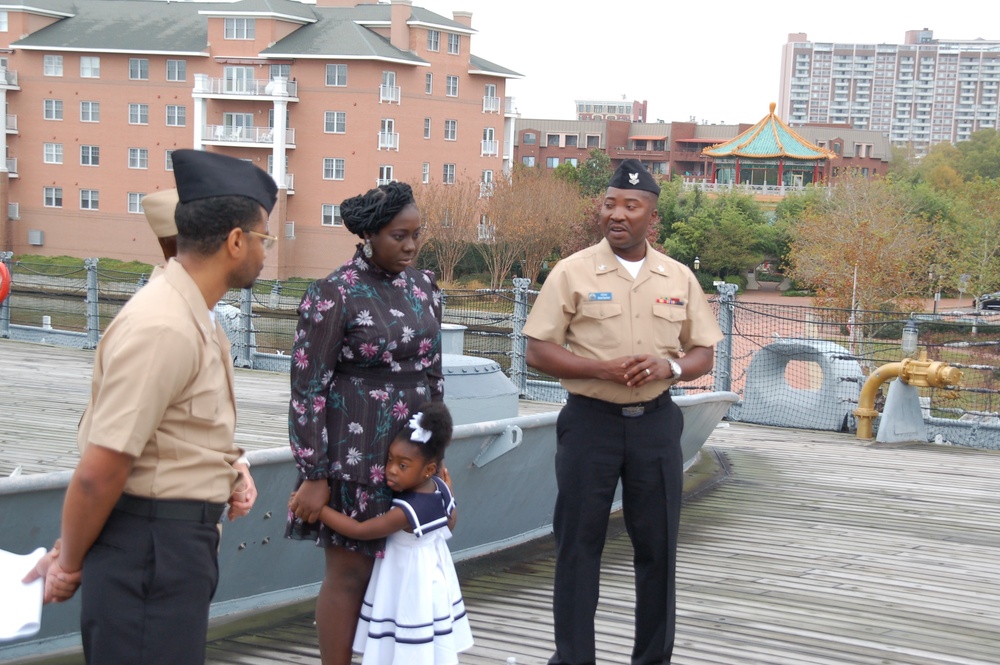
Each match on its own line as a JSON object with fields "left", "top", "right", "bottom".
{"left": 651, "top": 303, "right": 687, "bottom": 351}
{"left": 182, "top": 389, "right": 222, "bottom": 450}
{"left": 576, "top": 302, "right": 624, "bottom": 349}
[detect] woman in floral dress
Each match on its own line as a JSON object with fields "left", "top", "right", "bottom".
{"left": 286, "top": 181, "right": 443, "bottom": 665}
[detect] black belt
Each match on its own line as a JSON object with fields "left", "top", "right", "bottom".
{"left": 568, "top": 391, "right": 672, "bottom": 418}
{"left": 114, "top": 494, "right": 226, "bottom": 524}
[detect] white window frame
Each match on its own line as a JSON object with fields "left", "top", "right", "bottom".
{"left": 378, "top": 165, "right": 394, "bottom": 184}
{"left": 448, "top": 33, "right": 460, "bottom": 54}
{"left": 444, "top": 119, "right": 457, "bottom": 141}
{"left": 80, "top": 57, "right": 100, "bottom": 78}
{"left": 128, "top": 103, "right": 148, "bottom": 125}
{"left": 427, "top": 30, "right": 440, "bottom": 52}
{"left": 324, "top": 111, "right": 346, "bottom": 133}
{"left": 443, "top": 163, "right": 456, "bottom": 184}
{"left": 43, "top": 143, "right": 63, "bottom": 164}
{"left": 43, "top": 99, "right": 63, "bottom": 120}
{"left": 80, "top": 189, "right": 99, "bottom": 211}
{"left": 425, "top": 73, "right": 433, "bottom": 94}
{"left": 128, "top": 148, "right": 149, "bottom": 169}
{"left": 80, "top": 145, "right": 99, "bottom": 166}
{"left": 546, "top": 156, "right": 560, "bottom": 168}
{"left": 128, "top": 192, "right": 145, "bottom": 214}
{"left": 166, "top": 105, "right": 186, "bottom": 127}
{"left": 422, "top": 162, "right": 430, "bottom": 184}
{"left": 0, "top": 11, "right": 7, "bottom": 32}
{"left": 166, "top": 59, "right": 186, "bottom": 82}
{"left": 224, "top": 17, "right": 255, "bottom": 40}
{"left": 43, "top": 55, "right": 62, "bottom": 77}
{"left": 43, "top": 186, "right": 63, "bottom": 208}
{"left": 326, "top": 64, "right": 347, "bottom": 87}
{"left": 165, "top": 150, "right": 174, "bottom": 171}
{"left": 424, "top": 117, "right": 431, "bottom": 139}
{"left": 446, "top": 75, "right": 459, "bottom": 97}
{"left": 322, "top": 203, "right": 342, "bottom": 227}
{"left": 80, "top": 101, "right": 99, "bottom": 122}
{"left": 323, "top": 157, "right": 345, "bottom": 180}
{"left": 129, "top": 58, "right": 149, "bottom": 81}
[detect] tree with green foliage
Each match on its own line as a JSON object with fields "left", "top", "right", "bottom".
{"left": 956, "top": 129, "right": 1000, "bottom": 181}
{"left": 942, "top": 178, "right": 1000, "bottom": 299}
{"left": 575, "top": 149, "right": 615, "bottom": 197}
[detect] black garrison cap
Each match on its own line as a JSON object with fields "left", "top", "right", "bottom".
{"left": 172, "top": 149, "right": 278, "bottom": 214}
{"left": 608, "top": 158, "right": 660, "bottom": 196}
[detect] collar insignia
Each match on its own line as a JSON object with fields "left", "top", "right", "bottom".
{"left": 628, "top": 172, "right": 640, "bottom": 185}
{"left": 658, "top": 265, "right": 664, "bottom": 272}
{"left": 598, "top": 264, "right": 607, "bottom": 271}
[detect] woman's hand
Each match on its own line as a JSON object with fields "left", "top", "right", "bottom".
{"left": 289, "top": 478, "right": 330, "bottom": 523}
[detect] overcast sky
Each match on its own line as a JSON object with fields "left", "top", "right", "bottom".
{"left": 417, "top": 0, "right": 991, "bottom": 125}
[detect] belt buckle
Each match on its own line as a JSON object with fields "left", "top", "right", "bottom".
{"left": 622, "top": 405, "right": 644, "bottom": 418}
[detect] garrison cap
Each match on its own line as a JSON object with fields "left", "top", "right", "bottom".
{"left": 141, "top": 189, "right": 179, "bottom": 238}
{"left": 608, "top": 158, "right": 660, "bottom": 196}
{"left": 172, "top": 149, "right": 278, "bottom": 214}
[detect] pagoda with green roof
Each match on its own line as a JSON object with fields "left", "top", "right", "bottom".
{"left": 703, "top": 103, "right": 837, "bottom": 188}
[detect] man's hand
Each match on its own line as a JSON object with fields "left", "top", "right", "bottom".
{"left": 43, "top": 559, "right": 82, "bottom": 604}
{"left": 227, "top": 464, "right": 258, "bottom": 520}
{"left": 288, "top": 478, "right": 330, "bottom": 523}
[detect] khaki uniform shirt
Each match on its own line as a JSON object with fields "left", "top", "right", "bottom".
{"left": 523, "top": 239, "right": 723, "bottom": 404}
{"left": 77, "top": 259, "right": 241, "bottom": 502}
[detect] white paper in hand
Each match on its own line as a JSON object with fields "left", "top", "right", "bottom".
{"left": 0, "top": 547, "right": 46, "bottom": 641}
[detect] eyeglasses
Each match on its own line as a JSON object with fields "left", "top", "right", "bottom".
{"left": 248, "top": 230, "right": 277, "bottom": 250}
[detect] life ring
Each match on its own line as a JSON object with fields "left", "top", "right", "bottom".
{"left": 0, "top": 261, "right": 10, "bottom": 304}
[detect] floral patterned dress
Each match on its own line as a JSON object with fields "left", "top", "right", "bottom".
{"left": 286, "top": 247, "right": 443, "bottom": 555}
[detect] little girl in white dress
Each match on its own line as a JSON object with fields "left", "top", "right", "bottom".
{"left": 291, "top": 402, "right": 472, "bottom": 665}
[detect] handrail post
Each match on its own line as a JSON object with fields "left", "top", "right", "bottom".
{"left": 510, "top": 277, "right": 531, "bottom": 397}
{"left": 714, "top": 282, "right": 739, "bottom": 392}
{"left": 238, "top": 288, "right": 254, "bottom": 368}
{"left": 85, "top": 258, "right": 100, "bottom": 349}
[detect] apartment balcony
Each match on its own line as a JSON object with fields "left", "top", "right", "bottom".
{"left": 481, "top": 139, "right": 499, "bottom": 156}
{"left": 483, "top": 96, "right": 501, "bottom": 113}
{"left": 610, "top": 146, "right": 669, "bottom": 160}
{"left": 267, "top": 172, "right": 294, "bottom": 193}
{"left": 376, "top": 178, "right": 393, "bottom": 187}
{"left": 479, "top": 181, "right": 494, "bottom": 198}
{"left": 0, "top": 68, "right": 18, "bottom": 89}
{"left": 672, "top": 150, "right": 711, "bottom": 162}
{"left": 504, "top": 96, "right": 517, "bottom": 115}
{"left": 193, "top": 76, "right": 298, "bottom": 100}
{"left": 5, "top": 114, "right": 15, "bottom": 133}
{"left": 378, "top": 131, "right": 399, "bottom": 151}
{"left": 203, "top": 125, "right": 296, "bottom": 148}
{"left": 379, "top": 84, "right": 400, "bottom": 104}
{"left": 6, "top": 158, "right": 16, "bottom": 177}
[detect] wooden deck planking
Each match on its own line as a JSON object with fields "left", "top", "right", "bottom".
{"left": 5, "top": 339, "right": 1000, "bottom": 664}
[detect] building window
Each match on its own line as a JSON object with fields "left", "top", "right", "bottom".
{"left": 80, "top": 190, "right": 99, "bottom": 211}
{"left": 379, "top": 165, "right": 394, "bottom": 184}
{"left": 322, "top": 204, "right": 342, "bottom": 227}
{"left": 80, "top": 57, "right": 100, "bottom": 78}
{"left": 224, "top": 17, "right": 255, "bottom": 40}
{"left": 129, "top": 58, "right": 149, "bottom": 80}
{"left": 522, "top": 156, "right": 535, "bottom": 167}
{"left": 546, "top": 134, "right": 560, "bottom": 147}
{"left": 565, "top": 158, "right": 579, "bottom": 167}
{"left": 326, "top": 64, "right": 347, "bottom": 86}
{"left": 43, "top": 143, "right": 63, "bottom": 164}
{"left": 224, "top": 66, "right": 254, "bottom": 93}
{"left": 129, "top": 103, "right": 148, "bottom": 125}
{"left": 448, "top": 33, "right": 460, "bottom": 54}
{"left": 128, "top": 193, "right": 145, "bottom": 214}
{"left": 523, "top": 132, "right": 536, "bottom": 145}
{"left": 43, "top": 99, "right": 63, "bottom": 120}
{"left": 166, "top": 105, "right": 186, "bottom": 127}
{"left": 565, "top": 135, "right": 578, "bottom": 148}
{"left": 270, "top": 64, "right": 290, "bottom": 80}
{"left": 546, "top": 157, "right": 559, "bottom": 168}
{"left": 128, "top": 148, "right": 149, "bottom": 169}
{"left": 43, "top": 187, "right": 63, "bottom": 208}
{"left": 424, "top": 117, "right": 431, "bottom": 139}
{"left": 323, "top": 157, "right": 345, "bottom": 180}
{"left": 324, "top": 111, "right": 346, "bottom": 133}
{"left": 0, "top": 11, "right": 7, "bottom": 32}
{"left": 165, "top": 150, "right": 174, "bottom": 171}
{"left": 44, "top": 55, "right": 62, "bottom": 76}
{"left": 427, "top": 30, "right": 440, "bottom": 51}
{"left": 80, "top": 101, "right": 100, "bottom": 122}
{"left": 81, "top": 145, "right": 99, "bottom": 166}
{"left": 443, "top": 163, "right": 455, "bottom": 184}
{"left": 422, "top": 162, "right": 430, "bottom": 184}
{"left": 446, "top": 75, "right": 458, "bottom": 97}
{"left": 586, "top": 135, "right": 600, "bottom": 148}
{"left": 425, "top": 73, "right": 433, "bottom": 94}
{"left": 167, "top": 60, "right": 186, "bottom": 81}
{"left": 444, "top": 119, "right": 457, "bottom": 141}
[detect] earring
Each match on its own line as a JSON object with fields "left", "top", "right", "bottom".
{"left": 362, "top": 238, "right": 373, "bottom": 259}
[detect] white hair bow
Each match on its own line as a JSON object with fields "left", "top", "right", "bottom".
{"left": 408, "top": 413, "right": 431, "bottom": 443}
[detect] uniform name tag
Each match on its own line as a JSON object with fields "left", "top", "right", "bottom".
{"left": 588, "top": 292, "right": 613, "bottom": 301}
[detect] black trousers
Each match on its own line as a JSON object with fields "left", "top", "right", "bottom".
{"left": 81, "top": 509, "right": 221, "bottom": 664}
{"left": 548, "top": 394, "right": 683, "bottom": 665}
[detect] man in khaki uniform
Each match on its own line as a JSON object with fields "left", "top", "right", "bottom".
{"left": 524, "top": 159, "right": 723, "bottom": 665}
{"left": 30, "top": 149, "right": 278, "bottom": 664}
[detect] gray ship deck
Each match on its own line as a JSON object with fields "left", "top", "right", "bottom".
{"left": 3, "top": 340, "right": 1000, "bottom": 664}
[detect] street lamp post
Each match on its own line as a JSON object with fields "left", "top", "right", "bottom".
{"left": 693, "top": 256, "right": 700, "bottom": 271}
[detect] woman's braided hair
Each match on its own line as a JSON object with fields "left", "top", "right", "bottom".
{"left": 340, "top": 181, "right": 416, "bottom": 238}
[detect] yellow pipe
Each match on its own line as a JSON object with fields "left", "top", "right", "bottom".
{"left": 854, "top": 350, "right": 963, "bottom": 440}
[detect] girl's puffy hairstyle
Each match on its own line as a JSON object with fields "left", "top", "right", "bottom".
{"left": 340, "top": 181, "right": 416, "bottom": 238}
{"left": 398, "top": 401, "right": 453, "bottom": 463}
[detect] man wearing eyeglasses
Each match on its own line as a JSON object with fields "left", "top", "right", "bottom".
{"left": 26, "top": 149, "right": 278, "bottom": 665}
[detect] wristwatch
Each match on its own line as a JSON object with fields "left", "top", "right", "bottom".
{"left": 667, "top": 358, "right": 682, "bottom": 380}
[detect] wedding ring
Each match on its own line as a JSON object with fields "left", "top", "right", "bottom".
{"left": 645, "top": 368, "right": 651, "bottom": 376}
